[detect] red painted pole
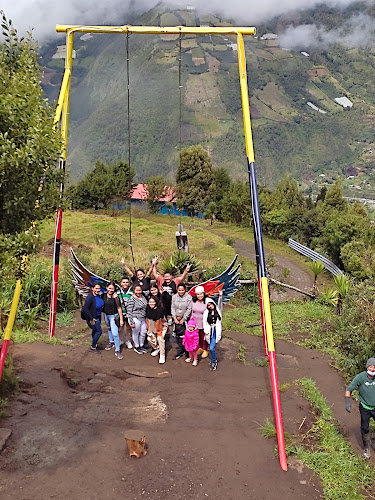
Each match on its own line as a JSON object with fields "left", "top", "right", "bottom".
{"left": 48, "top": 208, "right": 62, "bottom": 338}
{"left": 269, "top": 350, "right": 287, "bottom": 470}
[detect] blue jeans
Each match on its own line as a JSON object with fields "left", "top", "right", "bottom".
{"left": 87, "top": 316, "right": 102, "bottom": 347}
{"left": 132, "top": 317, "right": 147, "bottom": 348}
{"left": 104, "top": 314, "right": 120, "bottom": 351}
{"left": 209, "top": 328, "right": 217, "bottom": 364}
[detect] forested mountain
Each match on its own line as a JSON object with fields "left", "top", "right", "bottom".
{"left": 40, "top": 2, "right": 375, "bottom": 196}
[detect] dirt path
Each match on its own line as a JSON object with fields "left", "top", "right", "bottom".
{"left": 213, "top": 233, "right": 313, "bottom": 301}
{"left": 0, "top": 316, "right": 367, "bottom": 500}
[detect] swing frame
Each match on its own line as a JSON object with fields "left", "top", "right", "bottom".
{"left": 3, "top": 23, "right": 288, "bottom": 471}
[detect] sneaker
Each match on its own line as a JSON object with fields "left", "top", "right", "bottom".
{"left": 89, "top": 346, "right": 100, "bottom": 354}
{"left": 173, "top": 353, "right": 183, "bottom": 360}
{"left": 201, "top": 350, "right": 209, "bottom": 359}
{"left": 185, "top": 358, "right": 191, "bottom": 363}
{"left": 159, "top": 354, "right": 166, "bottom": 364}
{"left": 210, "top": 361, "right": 218, "bottom": 371}
{"left": 364, "top": 446, "right": 371, "bottom": 459}
{"left": 140, "top": 347, "right": 148, "bottom": 353}
{"left": 192, "top": 360, "right": 198, "bottom": 366}
{"left": 105, "top": 342, "right": 115, "bottom": 350}
{"left": 115, "top": 351, "right": 124, "bottom": 360}
{"left": 134, "top": 347, "right": 144, "bottom": 355}
{"left": 126, "top": 340, "right": 133, "bottom": 349}
{"left": 151, "top": 348, "right": 160, "bottom": 357}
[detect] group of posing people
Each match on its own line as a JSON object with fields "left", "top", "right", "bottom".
{"left": 81, "top": 257, "right": 223, "bottom": 370}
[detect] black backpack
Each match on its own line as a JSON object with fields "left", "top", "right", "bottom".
{"left": 80, "top": 307, "right": 87, "bottom": 321}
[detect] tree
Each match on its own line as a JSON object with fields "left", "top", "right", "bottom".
{"left": 176, "top": 145, "right": 215, "bottom": 216}
{"left": 270, "top": 175, "right": 306, "bottom": 210}
{"left": 213, "top": 167, "right": 231, "bottom": 220}
{"left": 205, "top": 201, "right": 217, "bottom": 225}
{"left": 323, "top": 180, "right": 347, "bottom": 212}
{"left": 145, "top": 175, "right": 168, "bottom": 214}
{"left": 0, "top": 14, "right": 63, "bottom": 273}
{"left": 221, "top": 181, "right": 252, "bottom": 225}
{"left": 68, "top": 160, "right": 134, "bottom": 209}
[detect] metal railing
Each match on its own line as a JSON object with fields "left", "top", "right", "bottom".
{"left": 288, "top": 238, "right": 343, "bottom": 277}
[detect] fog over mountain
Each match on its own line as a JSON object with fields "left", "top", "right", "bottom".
{"left": 279, "top": 12, "right": 375, "bottom": 50}
{"left": 1, "top": 0, "right": 373, "bottom": 45}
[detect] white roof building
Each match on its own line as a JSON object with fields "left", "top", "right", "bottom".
{"left": 334, "top": 97, "right": 353, "bottom": 108}
{"left": 52, "top": 45, "right": 76, "bottom": 59}
{"left": 260, "top": 33, "right": 278, "bottom": 40}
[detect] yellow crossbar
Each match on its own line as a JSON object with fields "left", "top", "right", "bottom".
{"left": 56, "top": 25, "right": 256, "bottom": 36}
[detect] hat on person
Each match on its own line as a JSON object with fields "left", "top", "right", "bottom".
{"left": 195, "top": 285, "right": 205, "bottom": 294}
{"left": 176, "top": 308, "right": 183, "bottom": 317}
{"left": 187, "top": 318, "right": 196, "bottom": 328}
{"left": 366, "top": 358, "right": 375, "bottom": 368}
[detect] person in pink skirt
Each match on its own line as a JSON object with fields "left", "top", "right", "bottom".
{"left": 183, "top": 318, "right": 200, "bottom": 366}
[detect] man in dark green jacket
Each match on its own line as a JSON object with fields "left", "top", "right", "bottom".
{"left": 346, "top": 357, "right": 375, "bottom": 458}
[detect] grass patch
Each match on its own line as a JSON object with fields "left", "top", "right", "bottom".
{"left": 260, "top": 379, "right": 375, "bottom": 498}
{"left": 39, "top": 211, "right": 236, "bottom": 273}
{"left": 0, "top": 356, "right": 19, "bottom": 417}
{"left": 56, "top": 310, "right": 74, "bottom": 327}
{"left": 254, "top": 357, "right": 269, "bottom": 367}
{"left": 260, "top": 418, "right": 277, "bottom": 438}
{"left": 223, "top": 300, "right": 333, "bottom": 342}
{"left": 11, "top": 328, "right": 67, "bottom": 345}
{"left": 237, "top": 343, "right": 249, "bottom": 365}
{"left": 296, "top": 378, "right": 375, "bottom": 500}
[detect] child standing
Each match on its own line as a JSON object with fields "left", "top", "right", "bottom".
{"left": 146, "top": 296, "right": 166, "bottom": 364}
{"left": 183, "top": 318, "right": 199, "bottom": 366}
{"left": 173, "top": 308, "right": 187, "bottom": 360}
{"left": 203, "top": 290, "right": 223, "bottom": 370}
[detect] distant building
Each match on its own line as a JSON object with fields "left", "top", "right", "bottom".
{"left": 187, "top": 5, "right": 195, "bottom": 11}
{"left": 260, "top": 33, "right": 278, "bottom": 40}
{"left": 227, "top": 43, "right": 237, "bottom": 51}
{"left": 301, "top": 51, "right": 310, "bottom": 57}
{"left": 334, "top": 97, "right": 353, "bottom": 108}
{"left": 307, "top": 101, "right": 327, "bottom": 114}
{"left": 130, "top": 184, "right": 196, "bottom": 217}
{"left": 80, "top": 34, "right": 93, "bottom": 41}
{"left": 52, "top": 45, "right": 76, "bottom": 59}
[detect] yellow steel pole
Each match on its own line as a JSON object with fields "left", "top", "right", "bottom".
{"left": 237, "top": 32, "right": 287, "bottom": 471}
{"left": 49, "top": 30, "right": 74, "bottom": 338}
{"left": 54, "top": 69, "right": 71, "bottom": 127}
{"left": 0, "top": 256, "right": 27, "bottom": 380}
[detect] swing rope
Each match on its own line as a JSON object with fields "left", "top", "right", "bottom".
{"left": 126, "top": 31, "right": 136, "bottom": 273}
{"left": 178, "top": 31, "right": 183, "bottom": 227}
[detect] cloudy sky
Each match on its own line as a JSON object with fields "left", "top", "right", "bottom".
{"left": 1, "top": 0, "right": 373, "bottom": 45}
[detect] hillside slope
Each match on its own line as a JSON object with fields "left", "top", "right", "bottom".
{"left": 41, "top": 3, "right": 375, "bottom": 195}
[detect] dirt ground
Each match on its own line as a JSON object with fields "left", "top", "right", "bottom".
{"left": 0, "top": 313, "right": 370, "bottom": 500}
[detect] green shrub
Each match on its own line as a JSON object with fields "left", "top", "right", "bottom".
{"left": 161, "top": 251, "right": 200, "bottom": 276}
{"left": 0, "top": 356, "right": 19, "bottom": 398}
{"left": 0, "top": 258, "right": 76, "bottom": 329}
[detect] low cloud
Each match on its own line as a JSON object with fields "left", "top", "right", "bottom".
{"left": 279, "top": 13, "right": 375, "bottom": 50}
{"left": 1, "top": 0, "right": 373, "bottom": 42}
